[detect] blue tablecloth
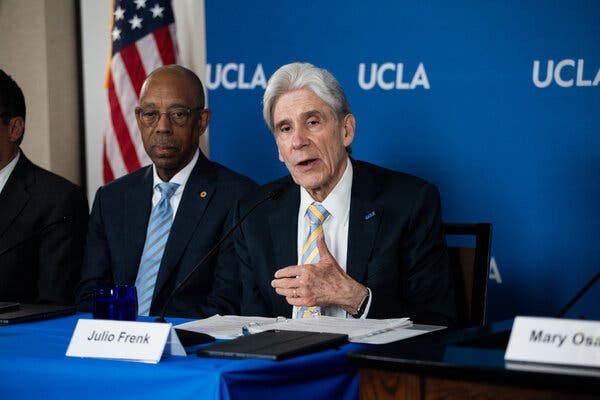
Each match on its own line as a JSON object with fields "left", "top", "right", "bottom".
{"left": 0, "top": 314, "right": 364, "bottom": 400}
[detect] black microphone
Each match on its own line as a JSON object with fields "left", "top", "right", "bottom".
{"left": 155, "top": 188, "right": 283, "bottom": 327}
{"left": 555, "top": 271, "right": 600, "bottom": 318}
{"left": 0, "top": 216, "right": 68, "bottom": 257}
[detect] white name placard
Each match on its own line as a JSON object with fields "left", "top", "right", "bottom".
{"left": 505, "top": 316, "right": 600, "bottom": 368}
{"left": 66, "top": 319, "right": 186, "bottom": 363}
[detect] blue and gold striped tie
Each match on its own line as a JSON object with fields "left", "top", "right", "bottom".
{"left": 135, "top": 182, "right": 179, "bottom": 316}
{"left": 296, "top": 202, "right": 329, "bottom": 318}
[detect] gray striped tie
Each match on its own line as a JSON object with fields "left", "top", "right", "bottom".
{"left": 135, "top": 182, "right": 179, "bottom": 316}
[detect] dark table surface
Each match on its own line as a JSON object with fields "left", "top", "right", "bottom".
{"left": 348, "top": 319, "right": 600, "bottom": 395}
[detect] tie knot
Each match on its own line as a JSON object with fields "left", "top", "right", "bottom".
{"left": 157, "top": 182, "right": 179, "bottom": 200}
{"left": 307, "top": 203, "right": 329, "bottom": 226}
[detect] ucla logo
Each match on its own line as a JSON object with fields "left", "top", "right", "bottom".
{"left": 533, "top": 59, "right": 600, "bottom": 88}
{"left": 206, "top": 63, "right": 267, "bottom": 90}
{"left": 358, "top": 62, "right": 430, "bottom": 90}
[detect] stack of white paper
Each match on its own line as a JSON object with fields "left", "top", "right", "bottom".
{"left": 176, "top": 315, "right": 445, "bottom": 344}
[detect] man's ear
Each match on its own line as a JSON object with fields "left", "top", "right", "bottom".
{"left": 341, "top": 114, "right": 355, "bottom": 148}
{"left": 8, "top": 117, "right": 25, "bottom": 144}
{"left": 198, "top": 109, "right": 211, "bottom": 137}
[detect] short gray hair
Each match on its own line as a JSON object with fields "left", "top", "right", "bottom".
{"left": 262, "top": 62, "right": 352, "bottom": 132}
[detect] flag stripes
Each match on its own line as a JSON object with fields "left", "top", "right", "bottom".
{"left": 103, "top": 0, "right": 178, "bottom": 183}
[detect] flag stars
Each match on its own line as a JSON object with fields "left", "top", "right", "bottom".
{"left": 150, "top": 3, "right": 165, "bottom": 18}
{"left": 129, "top": 14, "right": 143, "bottom": 30}
{"left": 114, "top": 6, "right": 125, "bottom": 21}
{"left": 134, "top": 0, "right": 148, "bottom": 9}
{"left": 112, "top": 27, "right": 122, "bottom": 41}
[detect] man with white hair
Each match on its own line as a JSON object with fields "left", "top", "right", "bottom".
{"left": 233, "top": 62, "right": 456, "bottom": 325}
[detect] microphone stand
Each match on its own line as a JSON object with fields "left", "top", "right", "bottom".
{"left": 556, "top": 271, "right": 600, "bottom": 318}
{"left": 154, "top": 189, "right": 282, "bottom": 345}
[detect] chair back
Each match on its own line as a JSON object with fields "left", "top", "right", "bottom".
{"left": 444, "top": 223, "right": 492, "bottom": 327}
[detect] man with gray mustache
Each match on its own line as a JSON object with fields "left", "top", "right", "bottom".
{"left": 77, "top": 65, "right": 255, "bottom": 318}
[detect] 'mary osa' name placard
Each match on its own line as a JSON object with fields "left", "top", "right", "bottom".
{"left": 505, "top": 316, "right": 600, "bottom": 368}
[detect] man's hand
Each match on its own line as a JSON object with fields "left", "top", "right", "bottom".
{"left": 271, "top": 234, "right": 368, "bottom": 314}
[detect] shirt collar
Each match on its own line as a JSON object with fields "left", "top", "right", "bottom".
{"left": 0, "top": 149, "right": 21, "bottom": 194}
{"left": 152, "top": 148, "right": 199, "bottom": 189}
{"left": 300, "top": 157, "right": 353, "bottom": 223}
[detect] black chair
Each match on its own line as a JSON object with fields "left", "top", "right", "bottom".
{"left": 444, "top": 223, "right": 492, "bottom": 327}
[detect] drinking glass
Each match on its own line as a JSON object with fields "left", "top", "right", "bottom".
{"left": 93, "top": 285, "right": 138, "bottom": 321}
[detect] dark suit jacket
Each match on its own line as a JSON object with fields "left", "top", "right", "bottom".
{"left": 234, "top": 159, "right": 456, "bottom": 326}
{"left": 77, "top": 152, "right": 255, "bottom": 318}
{"left": 0, "top": 152, "right": 88, "bottom": 305}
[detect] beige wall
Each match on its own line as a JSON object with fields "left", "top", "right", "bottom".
{"left": 0, "top": 0, "right": 81, "bottom": 185}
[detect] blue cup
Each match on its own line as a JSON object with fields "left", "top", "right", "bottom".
{"left": 93, "top": 285, "right": 138, "bottom": 321}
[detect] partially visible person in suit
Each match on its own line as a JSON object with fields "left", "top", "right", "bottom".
{"left": 234, "top": 62, "right": 456, "bottom": 325}
{"left": 77, "top": 65, "right": 255, "bottom": 318}
{"left": 0, "top": 69, "right": 88, "bottom": 305}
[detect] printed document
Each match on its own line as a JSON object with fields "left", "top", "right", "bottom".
{"left": 176, "top": 315, "right": 444, "bottom": 344}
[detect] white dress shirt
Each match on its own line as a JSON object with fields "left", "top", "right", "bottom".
{"left": 0, "top": 150, "right": 20, "bottom": 195}
{"left": 294, "top": 158, "right": 371, "bottom": 318}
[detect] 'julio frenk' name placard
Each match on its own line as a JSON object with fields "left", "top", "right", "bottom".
{"left": 505, "top": 316, "right": 600, "bottom": 368}
{"left": 66, "top": 318, "right": 185, "bottom": 363}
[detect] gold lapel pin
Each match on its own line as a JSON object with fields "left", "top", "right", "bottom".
{"left": 200, "top": 191, "right": 208, "bottom": 198}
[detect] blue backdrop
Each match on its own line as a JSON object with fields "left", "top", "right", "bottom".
{"left": 204, "top": 1, "right": 600, "bottom": 322}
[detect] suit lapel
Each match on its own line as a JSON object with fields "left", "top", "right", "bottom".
{"left": 0, "top": 154, "right": 32, "bottom": 240}
{"left": 154, "top": 154, "right": 213, "bottom": 295}
{"left": 347, "top": 161, "right": 382, "bottom": 282}
{"left": 122, "top": 166, "right": 153, "bottom": 283}
{"left": 268, "top": 182, "right": 300, "bottom": 271}
{"left": 267, "top": 181, "right": 299, "bottom": 316}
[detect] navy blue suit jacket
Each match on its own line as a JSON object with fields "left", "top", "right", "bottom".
{"left": 234, "top": 160, "right": 456, "bottom": 326}
{"left": 0, "top": 153, "right": 88, "bottom": 305}
{"left": 77, "top": 153, "right": 255, "bottom": 318}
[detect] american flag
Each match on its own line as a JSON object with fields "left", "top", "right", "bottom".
{"left": 103, "top": 0, "right": 178, "bottom": 183}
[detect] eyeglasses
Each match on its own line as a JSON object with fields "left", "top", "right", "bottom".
{"left": 135, "top": 106, "right": 202, "bottom": 127}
